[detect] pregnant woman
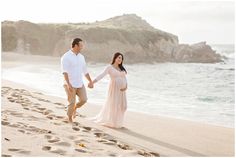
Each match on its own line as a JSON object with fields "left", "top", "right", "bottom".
{"left": 91, "top": 52, "right": 127, "bottom": 128}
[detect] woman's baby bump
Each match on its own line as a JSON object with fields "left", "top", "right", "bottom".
{"left": 117, "top": 72, "right": 127, "bottom": 89}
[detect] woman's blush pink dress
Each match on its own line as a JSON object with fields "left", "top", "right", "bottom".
{"left": 92, "top": 65, "right": 127, "bottom": 128}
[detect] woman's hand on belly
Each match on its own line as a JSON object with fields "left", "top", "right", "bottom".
{"left": 120, "top": 84, "right": 127, "bottom": 91}
{"left": 120, "top": 87, "right": 127, "bottom": 91}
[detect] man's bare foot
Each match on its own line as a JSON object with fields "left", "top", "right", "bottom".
{"left": 72, "top": 109, "right": 77, "bottom": 119}
{"left": 68, "top": 116, "right": 73, "bottom": 123}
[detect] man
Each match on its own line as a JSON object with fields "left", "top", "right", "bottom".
{"left": 61, "top": 38, "right": 93, "bottom": 122}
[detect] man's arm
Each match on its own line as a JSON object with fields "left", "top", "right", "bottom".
{"left": 85, "top": 73, "right": 92, "bottom": 82}
{"left": 85, "top": 73, "right": 93, "bottom": 88}
{"left": 63, "top": 72, "right": 73, "bottom": 91}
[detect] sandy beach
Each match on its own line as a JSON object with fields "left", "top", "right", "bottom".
{"left": 1, "top": 79, "right": 234, "bottom": 157}
{"left": 1, "top": 53, "right": 235, "bottom": 156}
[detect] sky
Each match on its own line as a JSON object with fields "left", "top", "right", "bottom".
{"left": 0, "top": 0, "right": 235, "bottom": 44}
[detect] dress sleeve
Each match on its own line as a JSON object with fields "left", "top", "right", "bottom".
{"left": 61, "top": 56, "right": 70, "bottom": 74}
{"left": 95, "top": 66, "right": 110, "bottom": 82}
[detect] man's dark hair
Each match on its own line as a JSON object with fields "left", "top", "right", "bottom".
{"left": 72, "top": 38, "right": 83, "bottom": 48}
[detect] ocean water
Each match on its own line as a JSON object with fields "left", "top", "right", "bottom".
{"left": 2, "top": 44, "right": 235, "bottom": 128}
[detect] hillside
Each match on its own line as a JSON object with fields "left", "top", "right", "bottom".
{"left": 1, "top": 14, "right": 222, "bottom": 63}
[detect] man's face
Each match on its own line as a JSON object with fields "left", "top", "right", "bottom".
{"left": 75, "top": 41, "right": 84, "bottom": 52}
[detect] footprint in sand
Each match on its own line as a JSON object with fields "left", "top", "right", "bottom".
{"left": 48, "top": 138, "right": 60, "bottom": 143}
{"left": 102, "top": 135, "right": 118, "bottom": 143}
{"left": 108, "top": 152, "right": 118, "bottom": 157}
{"left": 18, "top": 129, "right": 25, "bottom": 133}
{"left": 36, "top": 107, "right": 46, "bottom": 111}
{"left": 42, "top": 146, "right": 51, "bottom": 151}
{"left": 45, "top": 135, "right": 60, "bottom": 143}
{"left": 71, "top": 122, "right": 81, "bottom": 131}
{"left": 74, "top": 149, "right": 87, "bottom": 153}
{"left": 23, "top": 107, "right": 30, "bottom": 110}
{"left": 9, "top": 112, "right": 23, "bottom": 117}
{"left": 117, "top": 142, "right": 132, "bottom": 150}
{"left": 8, "top": 148, "right": 31, "bottom": 155}
{"left": 16, "top": 122, "right": 28, "bottom": 127}
{"left": 33, "top": 92, "right": 43, "bottom": 95}
{"left": 2, "top": 121, "right": 10, "bottom": 126}
{"left": 82, "top": 126, "right": 92, "bottom": 131}
{"left": 18, "top": 150, "right": 31, "bottom": 154}
{"left": 93, "top": 132, "right": 133, "bottom": 150}
{"left": 37, "top": 98, "right": 51, "bottom": 103}
{"left": 21, "top": 103, "right": 31, "bottom": 108}
{"left": 1, "top": 154, "right": 12, "bottom": 157}
{"left": 50, "top": 148, "right": 67, "bottom": 155}
{"left": 74, "top": 143, "right": 92, "bottom": 154}
{"left": 72, "top": 122, "right": 80, "bottom": 126}
{"left": 32, "top": 106, "right": 52, "bottom": 115}
{"left": 15, "top": 99, "right": 23, "bottom": 104}
{"left": 2, "top": 86, "right": 12, "bottom": 91}
{"left": 72, "top": 126, "right": 80, "bottom": 131}
{"left": 94, "top": 132, "right": 107, "bottom": 138}
{"left": 44, "top": 134, "right": 52, "bottom": 139}
{"left": 8, "top": 148, "right": 21, "bottom": 151}
{"left": 7, "top": 97, "right": 15, "bottom": 103}
{"left": 150, "top": 152, "right": 160, "bottom": 157}
{"left": 137, "top": 150, "right": 160, "bottom": 157}
{"left": 46, "top": 114, "right": 65, "bottom": 121}
{"left": 8, "top": 123, "right": 21, "bottom": 128}
{"left": 24, "top": 125, "right": 51, "bottom": 134}
{"left": 46, "top": 115, "right": 54, "bottom": 120}
{"left": 1, "top": 87, "right": 12, "bottom": 97}
{"left": 43, "top": 110, "right": 53, "bottom": 115}
{"left": 97, "top": 139, "right": 107, "bottom": 143}
{"left": 54, "top": 102, "right": 65, "bottom": 106}
{"left": 11, "top": 92, "right": 20, "bottom": 98}
{"left": 55, "top": 115, "right": 65, "bottom": 119}
{"left": 32, "top": 109, "right": 44, "bottom": 114}
{"left": 104, "top": 142, "right": 116, "bottom": 145}
{"left": 62, "top": 120, "right": 69, "bottom": 124}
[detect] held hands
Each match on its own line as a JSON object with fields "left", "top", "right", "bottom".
{"left": 88, "top": 81, "right": 94, "bottom": 89}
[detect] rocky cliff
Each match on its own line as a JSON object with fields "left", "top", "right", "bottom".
{"left": 1, "top": 14, "right": 223, "bottom": 63}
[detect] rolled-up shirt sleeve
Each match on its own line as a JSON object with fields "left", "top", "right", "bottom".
{"left": 61, "top": 56, "right": 70, "bottom": 74}
{"left": 82, "top": 56, "right": 88, "bottom": 75}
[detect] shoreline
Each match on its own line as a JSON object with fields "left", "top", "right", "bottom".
{"left": 3, "top": 77, "right": 234, "bottom": 129}
{"left": 1, "top": 79, "right": 234, "bottom": 156}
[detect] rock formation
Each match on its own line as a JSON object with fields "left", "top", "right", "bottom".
{"left": 1, "top": 14, "right": 223, "bottom": 63}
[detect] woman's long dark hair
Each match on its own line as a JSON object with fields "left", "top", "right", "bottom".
{"left": 111, "top": 52, "right": 127, "bottom": 73}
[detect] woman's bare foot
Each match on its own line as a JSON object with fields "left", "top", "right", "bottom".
{"left": 68, "top": 116, "right": 73, "bottom": 123}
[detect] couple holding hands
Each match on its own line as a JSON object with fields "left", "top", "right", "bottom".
{"left": 61, "top": 38, "right": 127, "bottom": 128}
